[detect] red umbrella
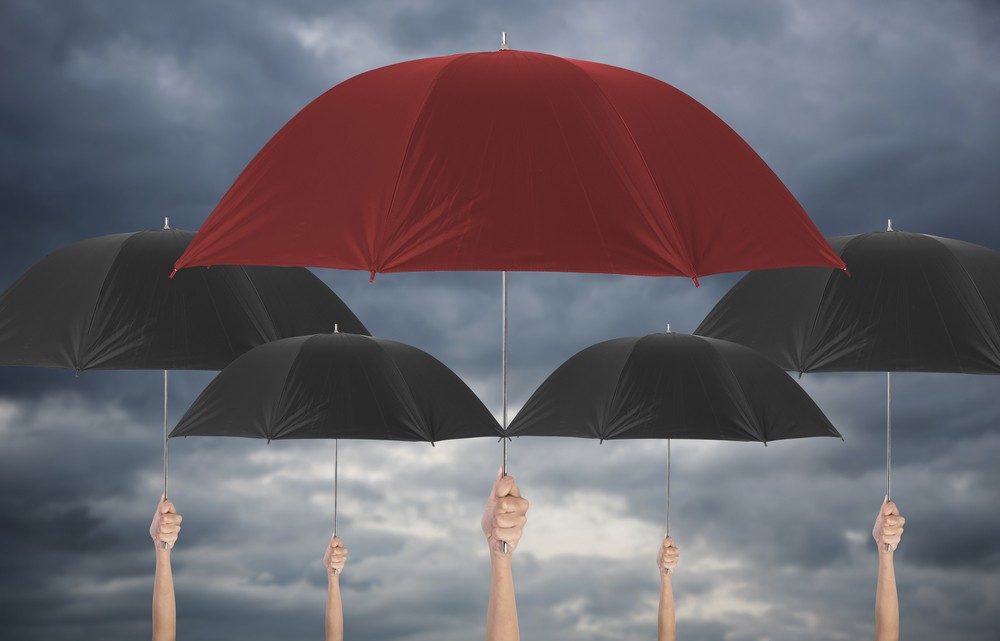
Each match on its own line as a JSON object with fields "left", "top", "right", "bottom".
{"left": 173, "top": 40, "right": 846, "bottom": 538}
{"left": 174, "top": 44, "right": 843, "bottom": 280}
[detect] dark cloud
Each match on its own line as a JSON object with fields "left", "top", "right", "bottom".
{"left": 2, "top": 0, "right": 999, "bottom": 640}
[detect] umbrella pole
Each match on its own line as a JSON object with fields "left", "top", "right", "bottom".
{"left": 334, "top": 439, "right": 339, "bottom": 538}
{"left": 502, "top": 271, "right": 508, "bottom": 476}
{"left": 332, "top": 438, "right": 339, "bottom": 575}
{"left": 885, "top": 371, "right": 892, "bottom": 552}
{"left": 163, "top": 369, "right": 169, "bottom": 499}
{"left": 162, "top": 369, "right": 169, "bottom": 550}
{"left": 501, "top": 271, "right": 509, "bottom": 554}
{"left": 665, "top": 439, "right": 670, "bottom": 537}
{"left": 663, "top": 439, "right": 671, "bottom": 575}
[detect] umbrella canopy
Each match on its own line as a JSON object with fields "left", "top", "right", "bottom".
{"left": 173, "top": 47, "right": 844, "bottom": 279}
{"left": 694, "top": 230, "right": 1000, "bottom": 374}
{"left": 170, "top": 332, "right": 504, "bottom": 442}
{"left": 507, "top": 332, "right": 840, "bottom": 442}
{"left": 0, "top": 227, "right": 369, "bottom": 371}
{"left": 695, "top": 228, "right": 1000, "bottom": 531}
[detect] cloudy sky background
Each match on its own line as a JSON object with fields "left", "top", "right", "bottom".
{"left": 2, "top": 1, "right": 999, "bottom": 639}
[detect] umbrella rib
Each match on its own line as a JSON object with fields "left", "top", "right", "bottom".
{"left": 709, "top": 341, "right": 766, "bottom": 442}
{"left": 933, "top": 238, "right": 1000, "bottom": 365}
{"left": 78, "top": 234, "right": 132, "bottom": 368}
{"left": 369, "top": 337, "right": 432, "bottom": 441}
{"left": 800, "top": 235, "right": 855, "bottom": 372}
{"left": 373, "top": 62, "right": 455, "bottom": 273}
{"left": 600, "top": 338, "right": 641, "bottom": 440}
{"left": 267, "top": 336, "right": 313, "bottom": 439}
{"left": 234, "top": 265, "right": 280, "bottom": 341}
{"left": 564, "top": 60, "right": 698, "bottom": 278}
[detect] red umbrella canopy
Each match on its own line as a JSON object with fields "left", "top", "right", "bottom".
{"left": 175, "top": 48, "right": 844, "bottom": 280}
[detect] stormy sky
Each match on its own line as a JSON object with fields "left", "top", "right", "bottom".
{"left": 2, "top": 1, "right": 999, "bottom": 640}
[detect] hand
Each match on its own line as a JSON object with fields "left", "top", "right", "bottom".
{"left": 481, "top": 468, "right": 529, "bottom": 555}
{"left": 150, "top": 498, "right": 183, "bottom": 550}
{"left": 872, "top": 497, "right": 905, "bottom": 551}
{"left": 657, "top": 536, "right": 680, "bottom": 574}
{"left": 323, "top": 535, "right": 348, "bottom": 575}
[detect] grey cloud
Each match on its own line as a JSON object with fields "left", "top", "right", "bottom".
{"left": 3, "top": 0, "right": 1000, "bottom": 640}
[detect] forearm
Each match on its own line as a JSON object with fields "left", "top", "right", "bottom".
{"left": 487, "top": 554, "right": 519, "bottom": 641}
{"left": 875, "top": 550, "right": 898, "bottom": 641}
{"left": 326, "top": 573, "right": 343, "bottom": 641}
{"left": 152, "top": 549, "right": 176, "bottom": 641}
{"left": 657, "top": 573, "right": 676, "bottom": 641}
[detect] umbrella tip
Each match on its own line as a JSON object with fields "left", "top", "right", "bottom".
{"left": 334, "top": 323, "right": 339, "bottom": 334}
{"left": 886, "top": 218, "right": 893, "bottom": 232}
{"left": 163, "top": 217, "right": 170, "bottom": 230}
{"left": 500, "top": 31, "right": 509, "bottom": 50}
{"left": 666, "top": 323, "right": 672, "bottom": 334}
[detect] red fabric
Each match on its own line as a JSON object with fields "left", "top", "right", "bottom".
{"left": 175, "top": 50, "right": 844, "bottom": 278}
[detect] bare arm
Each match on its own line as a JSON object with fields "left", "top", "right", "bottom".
{"left": 150, "top": 499, "right": 182, "bottom": 641}
{"left": 875, "top": 549, "right": 898, "bottom": 641}
{"left": 488, "top": 553, "right": 518, "bottom": 641}
{"left": 323, "top": 536, "right": 348, "bottom": 641}
{"left": 482, "top": 469, "right": 529, "bottom": 641}
{"left": 657, "top": 536, "right": 680, "bottom": 641}
{"left": 872, "top": 499, "right": 904, "bottom": 641}
{"left": 153, "top": 548, "right": 176, "bottom": 641}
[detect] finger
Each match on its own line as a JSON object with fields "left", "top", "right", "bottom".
{"left": 489, "top": 466, "right": 503, "bottom": 496}
{"left": 496, "top": 496, "right": 528, "bottom": 515}
{"left": 329, "top": 536, "right": 342, "bottom": 548}
{"left": 494, "top": 513, "right": 528, "bottom": 529}
{"left": 663, "top": 536, "right": 675, "bottom": 548}
{"left": 160, "top": 499, "right": 176, "bottom": 514}
{"left": 162, "top": 514, "right": 183, "bottom": 526}
{"left": 493, "top": 526, "right": 523, "bottom": 545}
{"left": 883, "top": 501, "right": 899, "bottom": 516}
{"left": 496, "top": 475, "right": 516, "bottom": 498}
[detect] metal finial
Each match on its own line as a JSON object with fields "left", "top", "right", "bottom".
{"left": 666, "top": 323, "right": 672, "bottom": 333}
{"left": 163, "top": 217, "right": 170, "bottom": 230}
{"left": 334, "top": 323, "right": 339, "bottom": 333}
{"left": 500, "top": 32, "right": 509, "bottom": 50}
{"left": 887, "top": 219, "right": 893, "bottom": 232}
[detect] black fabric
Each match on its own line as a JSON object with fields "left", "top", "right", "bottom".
{"left": 507, "top": 332, "right": 840, "bottom": 442}
{"left": 0, "top": 229, "right": 369, "bottom": 370}
{"left": 170, "top": 333, "right": 504, "bottom": 442}
{"left": 695, "top": 232, "right": 1000, "bottom": 374}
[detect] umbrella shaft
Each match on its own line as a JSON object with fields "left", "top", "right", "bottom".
{"left": 163, "top": 370, "right": 169, "bottom": 499}
{"left": 334, "top": 439, "right": 338, "bottom": 537}
{"left": 665, "top": 439, "right": 670, "bottom": 536}
{"left": 502, "top": 272, "right": 508, "bottom": 554}
{"left": 886, "top": 372, "right": 891, "bottom": 501}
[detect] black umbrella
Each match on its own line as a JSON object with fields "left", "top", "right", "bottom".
{"left": 506, "top": 330, "right": 840, "bottom": 545}
{"left": 170, "top": 331, "right": 505, "bottom": 544}
{"left": 695, "top": 225, "right": 1000, "bottom": 545}
{"left": 0, "top": 222, "right": 369, "bottom": 501}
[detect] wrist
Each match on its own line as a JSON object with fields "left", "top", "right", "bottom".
{"left": 490, "top": 546, "right": 514, "bottom": 565}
